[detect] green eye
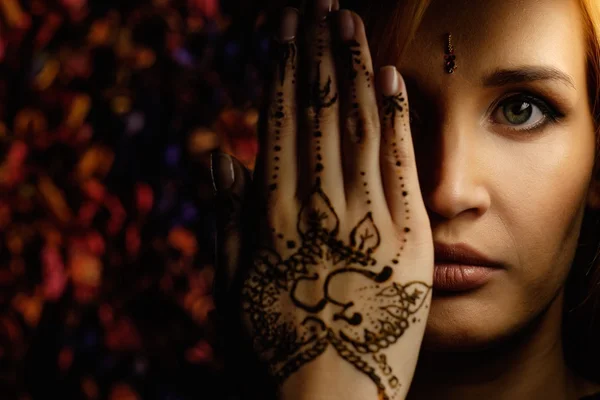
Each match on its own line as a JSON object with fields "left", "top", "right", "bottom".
{"left": 492, "top": 94, "right": 561, "bottom": 133}
{"left": 503, "top": 101, "right": 533, "bottom": 125}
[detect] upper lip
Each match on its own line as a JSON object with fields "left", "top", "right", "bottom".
{"left": 434, "top": 242, "right": 503, "bottom": 268}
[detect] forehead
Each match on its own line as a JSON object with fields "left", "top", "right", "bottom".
{"left": 398, "top": 0, "right": 587, "bottom": 88}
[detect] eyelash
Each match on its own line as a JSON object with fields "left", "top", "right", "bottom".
{"left": 490, "top": 92, "right": 564, "bottom": 134}
{"left": 408, "top": 92, "right": 566, "bottom": 135}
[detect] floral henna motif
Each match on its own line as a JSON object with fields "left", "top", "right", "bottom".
{"left": 241, "top": 179, "right": 431, "bottom": 400}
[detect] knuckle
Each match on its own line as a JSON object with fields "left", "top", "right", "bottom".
{"left": 362, "top": 114, "right": 380, "bottom": 137}
{"left": 317, "top": 111, "right": 338, "bottom": 129}
{"left": 304, "top": 104, "right": 320, "bottom": 122}
{"left": 384, "top": 145, "right": 410, "bottom": 171}
{"left": 305, "top": 106, "right": 338, "bottom": 133}
{"left": 264, "top": 196, "right": 294, "bottom": 233}
{"left": 268, "top": 101, "right": 296, "bottom": 135}
{"left": 344, "top": 112, "right": 380, "bottom": 143}
{"left": 381, "top": 148, "right": 399, "bottom": 166}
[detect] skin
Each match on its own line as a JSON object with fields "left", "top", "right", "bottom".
{"left": 394, "top": 0, "right": 600, "bottom": 398}
{"left": 217, "top": 0, "right": 600, "bottom": 398}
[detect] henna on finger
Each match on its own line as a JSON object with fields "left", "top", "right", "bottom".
{"left": 308, "top": 24, "right": 339, "bottom": 177}
{"left": 296, "top": 2, "right": 344, "bottom": 198}
{"left": 268, "top": 39, "right": 297, "bottom": 194}
{"left": 335, "top": 10, "right": 378, "bottom": 146}
{"left": 264, "top": 7, "right": 300, "bottom": 196}
{"left": 334, "top": 10, "right": 389, "bottom": 219}
{"left": 251, "top": 7, "right": 302, "bottom": 246}
{"left": 338, "top": 38, "right": 373, "bottom": 145}
{"left": 379, "top": 67, "right": 416, "bottom": 227}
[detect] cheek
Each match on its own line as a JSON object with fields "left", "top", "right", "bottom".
{"left": 491, "top": 132, "right": 593, "bottom": 293}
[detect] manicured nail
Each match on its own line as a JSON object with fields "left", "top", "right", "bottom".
{"left": 317, "top": 0, "right": 333, "bottom": 20}
{"left": 339, "top": 10, "right": 354, "bottom": 41}
{"left": 379, "top": 66, "right": 399, "bottom": 96}
{"left": 280, "top": 7, "right": 299, "bottom": 42}
{"left": 211, "top": 151, "right": 235, "bottom": 192}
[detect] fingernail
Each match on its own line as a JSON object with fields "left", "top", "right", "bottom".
{"left": 280, "top": 7, "right": 299, "bottom": 42}
{"left": 317, "top": 0, "right": 333, "bottom": 20}
{"left": 379, "top": 66, "right": 399, "bottom": 96}
{"left": 339, "top": 10, "right": 354, "bottom": 41}
{"left": 211, "top": 151, "right": 235, "bottom": 192}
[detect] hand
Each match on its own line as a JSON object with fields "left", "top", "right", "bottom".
{"left": 213, "top": 3, "right": 434, "bottom": 400}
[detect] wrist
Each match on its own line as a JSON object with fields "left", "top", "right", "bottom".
{"left": 278, "top": 346, "right": 381, "bottom": 400}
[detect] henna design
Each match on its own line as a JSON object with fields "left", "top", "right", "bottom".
{"left": 381, "top": 93, "right": 412, "bottom": 226}
{"left": 265, "top": 40, "right": 298, "bottom": 242}
{"left": 340, "top": 39, "right": 361, "bottom": 82}
{"left": 310, "top": 62, "right": 338, "bottom": 117}
{"left": 309, "top": 59, "right": 338, "bottom": 174}
{"left": 268, "top": 89, "right": 285, "bottom": 193}
{"left": 339, "top": 39, "right": 370, "bottom": 144}
{"left": 243, "top": 20, "right": 427, "bottom": 400}
{"left": 338, "top": 37, "right": 376, "bottom": 145}
{"left": 274, "top": 40, "right": 297, "bottom": 86}
{"left": 269, "top": 41, "right": 297, "bottom": 193}
{"left": 382, "top": 93, "right": 405, "bottom": 129}
{"left": 372, "top": 353, "right": 401, "bottom": 396}
{"left": 241, "top": 179, "right": 431, "bottom": 400}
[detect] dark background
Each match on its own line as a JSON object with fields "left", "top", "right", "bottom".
{"left": 0, "top": 0, "right": 334, "bottom": 398}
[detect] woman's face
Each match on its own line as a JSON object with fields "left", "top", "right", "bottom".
{"left": 397, "top": 0, "right": 597, "bottom": 349}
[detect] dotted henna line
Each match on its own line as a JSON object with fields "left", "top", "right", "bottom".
{"left": 269, "top": 41, "right": 297, "bottom": 195}
{"left": 342, "top": 39, "right": 373, "bottom": 144}
{"left": 267, "top": 41, "right": 297, "bottom": 243}
{"left": 381, "top": 92, "right": 412, "bottom": 265}
{"left": 313, "top": 26, "right": 327, "bottom": 176}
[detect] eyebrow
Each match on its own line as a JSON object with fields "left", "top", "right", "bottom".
{"left": 481, "top": 66, "right": 576, "bottom": 90}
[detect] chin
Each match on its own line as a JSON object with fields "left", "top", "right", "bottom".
{"left": 418, "top": 290, "right": 529, "bottom": 352}
{"left": 420, "top": 325, "right": 507, "bottom": 352}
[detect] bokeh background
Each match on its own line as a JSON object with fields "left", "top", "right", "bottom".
{"left": 0, "top": 0, "right": 296, "bottom": 398}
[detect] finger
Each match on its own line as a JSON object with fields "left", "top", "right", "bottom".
{"left": 210, "top": 153, "right": 279, "bottom": 397}
{"left": 379, "top": 67, "right": 430, "bottom": 244}
{"left": 211, "top": 151, "right": 253, "bottom": 309}
{"left": 298, "top": 0, "right": 344, "bottom": 205}
{"left": 254, "top": 7, "right": 300, "bottom": 204}
{"left": 335, "top": 10, "right": 385, "bottom": 210}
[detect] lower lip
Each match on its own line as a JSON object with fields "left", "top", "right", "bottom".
{"left": 433, "top": 263, "right": 499, "bottom": 292}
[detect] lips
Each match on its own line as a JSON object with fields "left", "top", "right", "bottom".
{"left": 433, "top": 242, "right": 503, "bottom": 292}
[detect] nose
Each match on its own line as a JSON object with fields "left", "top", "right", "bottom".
{"left": 418, "top": 117, "right": 492, "bottom": 223}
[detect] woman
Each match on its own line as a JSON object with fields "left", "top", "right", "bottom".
{"left": 211, "top": 0, "right": 600, "bottom": 398}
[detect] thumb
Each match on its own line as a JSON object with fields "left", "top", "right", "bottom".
{"left": 210, "top": 150, "right": 253, "bottom": 311}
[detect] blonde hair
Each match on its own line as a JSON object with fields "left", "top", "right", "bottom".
{"left": 355, "top": 0, "right": 600, "bottom": 382}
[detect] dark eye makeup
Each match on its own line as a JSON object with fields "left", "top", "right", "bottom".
{"left": 406, "top": 89, "right": 567, "bottom": 136}
{"left": 489, "top": 91, "right": 566, "bottom": 134}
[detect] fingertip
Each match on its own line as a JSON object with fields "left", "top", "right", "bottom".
{"left": 279, "top": 7, "right": 300, "bottom": 42}
{"left": 338, "top": 9, "right": 355, "bottom": 41}
{"left": 229, "top": 153, "right": 253, "bottom": 195}
{"left": 396, "top": 69, "right": 407, "bottom": 98}
{"left": 379, "top": 65, "right": 399, "bottom": 97}
{"left": 211, "top": 150, "right": 251, "bottom": 196}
